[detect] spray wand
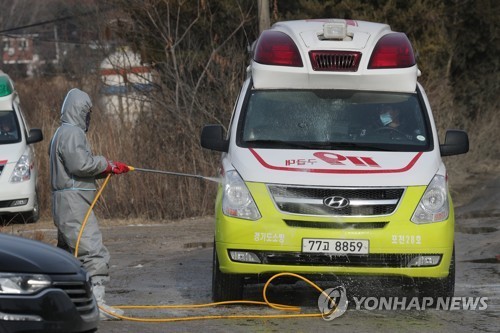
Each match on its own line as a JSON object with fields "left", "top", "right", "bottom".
{"left": 128, "top": 166, "right": 221, "bottom": 183}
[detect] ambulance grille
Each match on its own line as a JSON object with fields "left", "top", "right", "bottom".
{"left": 283, "top": 220, "right": 388, "bottom": 229}
{"left": 268, "top": 185, "right": 404, "bottom": 216}
{"left": 309, "top": 51, "right": 361, "bottom": 71}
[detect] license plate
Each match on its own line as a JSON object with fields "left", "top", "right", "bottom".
{"left": 302, "top": 238, "right": 369, "bottom": 254}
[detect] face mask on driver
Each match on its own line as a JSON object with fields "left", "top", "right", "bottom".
{"left": 379, "top": 112, "right": 392, "bottom": 126}
{"left": 85, "top": 111, "right": 91, "bottom": 132}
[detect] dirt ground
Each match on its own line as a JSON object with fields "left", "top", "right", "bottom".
{"left": 3, "top": 170, "right": 499, "bottom": 332}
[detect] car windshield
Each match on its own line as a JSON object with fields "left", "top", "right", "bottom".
{"left": 0, "top": 111, "right": 21, "bottom": 144}
{"left": 239, "top": 90, "right": 432, "bottom": 152}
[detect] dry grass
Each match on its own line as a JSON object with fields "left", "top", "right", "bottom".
{"left": 420, "top": 72, "right": 500, "bottom": 207}
{"left": 445, "top": 109, "right": 500, "bottom": 207}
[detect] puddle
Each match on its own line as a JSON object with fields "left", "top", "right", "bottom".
{"left": 457, "top": 209, "right": 500, "bottom": 219}
{"left": 109, "top": 289, "right": 132, "bottom": 294}
{"left": 455, "top": 226, "right": 498, "bottom": 234}
{"left": 183, "top": 242, "right": 212, "bottom": 249}
{"left": 461, "top": 257, "right": 500, "bottom": 264}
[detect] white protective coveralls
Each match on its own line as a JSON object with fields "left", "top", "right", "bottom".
{"left": 49, "top": 88, "right": 123, "bottom": 319}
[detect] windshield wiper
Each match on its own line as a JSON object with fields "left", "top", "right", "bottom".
{"left": 306, "top": 142, "right": 394, "bottom": 151}
{"left": 245, "top": 139, "right": 313, "bottom": 149}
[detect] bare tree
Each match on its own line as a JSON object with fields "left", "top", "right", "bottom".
{"left": 257, "top": 0, "right": 270, "bottom": 33}
{"left": 76, "top": 0, "right": 258, "bottom": 219}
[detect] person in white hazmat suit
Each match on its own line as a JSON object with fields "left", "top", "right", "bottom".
{"left": 49, "top": 88, "right": 129, "bottom": 320}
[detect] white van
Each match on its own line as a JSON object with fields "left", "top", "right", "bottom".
{"left": 0, "top": 72, "right": 43, "bottom": 223}
{"left": 201, "top": 19, "right": 469, "bottom": 301}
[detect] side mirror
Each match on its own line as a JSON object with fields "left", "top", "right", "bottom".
{"left": 440, "top": 130, "right": 469, "bottom": 156}
{"left": 27, "top": 128, "right": 43, "bottom": 144}
{"left": 200, "top": 125, "right": 228, "bottom": 152}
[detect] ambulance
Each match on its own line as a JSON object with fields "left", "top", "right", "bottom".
{"left": 0, "top": 72, "right": 43, "bottom": 223}
{"left": 201, "top": 19, "right": 469, "bottom": 301}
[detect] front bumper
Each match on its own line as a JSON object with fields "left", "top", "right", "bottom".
{"left": 215, "top": 183, "right": 455, "bottom": 279}
{"left": 0, "top": 178, "right": 36, "bottom": 214}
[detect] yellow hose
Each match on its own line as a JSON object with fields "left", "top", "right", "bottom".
{"left": 75, "top": 173, "right": 340, "bottom": 322}
{"left": 74, "top": 173, "right": 112, "bottom": 258}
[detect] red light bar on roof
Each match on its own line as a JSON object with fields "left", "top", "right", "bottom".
{"left": 368, "top": 33, "right": 416, "bottom": 69}
{"left": 253, "top": 31, "right": 303, "bottom": 67}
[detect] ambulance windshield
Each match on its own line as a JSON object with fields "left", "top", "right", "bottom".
{"left": 239, "top": 89, "right": 431, "bottom": 152}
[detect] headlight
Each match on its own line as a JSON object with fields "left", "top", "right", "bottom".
{"left": 0, "top": 273, "right": 51, "bottom": 294}
{"left": 9, "top": 154, "right": 31, "bottom": 183}
{"left": 411, "top": 174, "right": 449, "bottom": 224}
{"left": 222, "top": 170, "right": 261, "bottom": 220}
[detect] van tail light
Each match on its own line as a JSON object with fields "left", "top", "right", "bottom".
{"left": 253, "top": 31, "right": 303, "bottom": 67}
{"left": 368, "top": 33, "right": 416, "bottom": 69}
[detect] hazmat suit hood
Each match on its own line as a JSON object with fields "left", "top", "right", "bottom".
{"left": 61, "top": 88, "right": 92, "bottom": 132}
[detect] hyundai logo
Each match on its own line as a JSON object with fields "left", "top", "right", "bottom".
{"left": 323, "top": 196, "right": 349, "bottom": 209}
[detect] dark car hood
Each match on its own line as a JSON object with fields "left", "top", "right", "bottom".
{"left": 0, "top": 233, "right": 82, "bottom": 274}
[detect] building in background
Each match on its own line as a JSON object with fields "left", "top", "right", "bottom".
{"left": 2, "top": 35, "right": 40, "bottom": 77}
{"left": 98, "top": 47, "right": 154, "bottom": 123}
